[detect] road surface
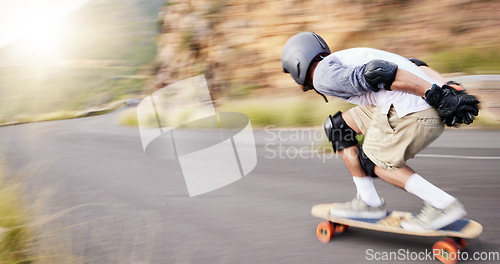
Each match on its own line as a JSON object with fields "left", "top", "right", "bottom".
{"left": 1, "top": 110, "right": 499, "bottom": 263}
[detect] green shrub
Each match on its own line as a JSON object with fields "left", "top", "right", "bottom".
{"left": 0, "top": 173, "right": 31, "bottom": 263}
{"left": 424, "top": 47, "right": 500, "bottom": 74}
{"left": 219, "top": 96, "right": 353, "bottom": 128}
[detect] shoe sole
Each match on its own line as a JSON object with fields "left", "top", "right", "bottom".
{"left": 427, "top": 207, "right": 467, "bottom": 230}
{"left": 401, "top": 208, "right": 467, "bottom": 231}
{"left": 330, "top": 209, "right": 387, "bottom": 219}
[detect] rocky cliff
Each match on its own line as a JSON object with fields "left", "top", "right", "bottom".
{"left": 154, "top": 0, "right": 500, "bottom": 99}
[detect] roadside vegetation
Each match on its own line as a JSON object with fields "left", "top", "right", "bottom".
{"left": 424, "top": 47, "right": 500, "bottom": 74}
{"left": 218, "top": 96, "right": 354, "bottom": 128}
{"left": 0, "top": 167, "right": 31, "bottom": 263}
{"left": 0, "top": 164, "right": 78, "bottom": 264}
{"left": 118, "top": 95, "right": 355, "bottom": 128}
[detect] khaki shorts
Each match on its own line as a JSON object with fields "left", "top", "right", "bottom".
{"left": 349, "top": 105, "right": 444, "bottom": 170}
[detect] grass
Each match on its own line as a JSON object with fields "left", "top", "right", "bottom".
{"left": 118, "top": 95, "right": 355, "bottom": 128}
{"left": 423, "top": 47, "right": 500, "bottom": 74}
{"left": 0, "top": 163, "right": 83, "bottom": 264}
{"left": 0, "top": 168, "right": 31, "bottom": 263}
{"left": 219, "top": 96, "right": 355, "bottom": 128}
{"left": 117, "top": 107, "right": 140, "bottom": 127}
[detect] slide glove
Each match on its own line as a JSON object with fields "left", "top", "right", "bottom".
{"left": 424, "top": 84, "right": 479, "bottom": 127}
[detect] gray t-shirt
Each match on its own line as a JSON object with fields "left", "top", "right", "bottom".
{"left": 312, "top": 48, "right": 437, "bottom": 118}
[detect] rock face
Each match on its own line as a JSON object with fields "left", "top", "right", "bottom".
{"left": 154, "top": 0, "right": 500, "bottom": 99}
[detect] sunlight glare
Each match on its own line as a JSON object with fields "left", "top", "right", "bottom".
{"left": 18, "top": 12, "right": 67, "bottom": 61}
{"left": 0, "top": 0, "right": 90, "bottom": 61}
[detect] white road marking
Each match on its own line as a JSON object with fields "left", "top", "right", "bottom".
{"left": 272, "top": 150, "right": 500, "bottom": 161}
{"left": 416, "top": 154, "right": 500, "bottom": 160}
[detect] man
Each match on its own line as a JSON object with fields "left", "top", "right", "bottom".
{"left": 281, "top": 32, "right": 479, "bottom": 231}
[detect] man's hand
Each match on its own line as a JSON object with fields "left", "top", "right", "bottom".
{"left": 424, "top": 84, "right": 480, "bottom": 126}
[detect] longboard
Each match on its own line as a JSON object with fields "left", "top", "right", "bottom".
{"left": 312, "top": 203, "right": 483, "bottom": 264}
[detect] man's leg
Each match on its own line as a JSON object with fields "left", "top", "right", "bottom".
{"left": 324, "top": 111, "right": 386, "bottom": 218}
{"left": 340, "top": 110, "right": 466, "bottom": 230}
{"left": 374, "top": 166, "right": 456, "bottom": 209}
{"left": 340, "top": 140, "right": 456, "bottom": 209}
{"left": 344, "top": 109, "right": 457, "bottom": 208}
{"left": 339, "top": 145, "right": 383, "bottom": 208}
{"left": 374, "top": 165, "right": 466, "bottom": 230}
{"left": 338, "top": 113, "right": 384, "bottom": 207}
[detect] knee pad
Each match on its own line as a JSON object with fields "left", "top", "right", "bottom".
{"left": 324, "top": 111, "right": 358, "bottom": 152}
{"left": 363, "top": 59, "right": 398, "bottom": 92}
{"left": 407, "top": 58, "right": 429, "bottom": 67}
{"left": 358, "top": 147, "right": 377, "bottom": 177}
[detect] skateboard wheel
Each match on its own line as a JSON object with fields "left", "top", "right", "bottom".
{"left": 316, "top": 221, "right": 335, "bottom": 243}
{"left": 335, "top": 224, "right": 349, "bottom": 233}
{"left": 433, "top": 240, "right": 459, "bottom": 264}
{"left": 445, "top": 237, "right": 467, "bottom": 251}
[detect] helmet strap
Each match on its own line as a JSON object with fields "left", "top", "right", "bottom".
{"left": 313, "top": 88, "right": 328, "bottom": 103}
{"left": 305, "top": 53, "right": 329, "bottom": 103}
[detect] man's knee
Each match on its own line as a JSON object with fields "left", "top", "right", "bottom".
{"left": 323, "top": 111, "right": 358, "bottom": 152}
{"left": 341, "top": 110, "right": 362, "bottom": 134}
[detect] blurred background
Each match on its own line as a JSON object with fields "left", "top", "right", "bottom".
{"left": 1, "top": 0, "right": 500, "bottom": 127}
{"left": 1, "top": 0, "right": 500, "bottom": 263}
{"left": 0, "top": 0, "right": 165, "bottom": 124}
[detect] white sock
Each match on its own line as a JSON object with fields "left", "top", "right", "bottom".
{"left": 404, "top": 173, "right": 456, "bottom": 209}
{"left": 352, "top": 176, "right": 383, "bottom": 207}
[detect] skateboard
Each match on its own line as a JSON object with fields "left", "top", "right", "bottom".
{"left": 312, "top": 203, "right": 483, "bottom": 264}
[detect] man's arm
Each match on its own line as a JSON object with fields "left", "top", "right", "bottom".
{"left": 392, "top": 68, "right": 480, "bottom": 126}
{"left": 362, "top": 59, "right": 480, "bottom": 126}
{"left": 315, "top": 57, "right": 478, "bottom": 126}
{"left": 362, "top": 59, "right": 430, "bottom": 96}
{"left": 390, "top": 68, "right": 431, "bottom": 97}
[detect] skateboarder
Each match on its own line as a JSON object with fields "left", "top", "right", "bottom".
{"left": 281, "top": 32, "right": 480, "bottom": 231}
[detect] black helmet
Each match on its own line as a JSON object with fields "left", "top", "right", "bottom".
{"left": 281, "top": 32, "right": 330, "bottom": 85}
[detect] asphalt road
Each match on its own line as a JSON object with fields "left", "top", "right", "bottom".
{"left": 1, "top": 110, "right": 500, "bottom": 263}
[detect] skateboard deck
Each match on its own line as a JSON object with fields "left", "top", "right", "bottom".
{"left": 312, "top": 203, "right": 483, "bottom": 264}
{"left": 312, "top": 203, "right": 482, "bottom": 238}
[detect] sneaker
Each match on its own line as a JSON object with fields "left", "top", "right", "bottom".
{"left": 401, "top": 200, "right": 467, "bottom": 231}
{"left": 330, "top": 195, "right": 387, "bottom": 219}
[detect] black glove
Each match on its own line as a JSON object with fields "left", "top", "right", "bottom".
{"left": 424, "top": 84, "right": 479, "bottom": 127}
